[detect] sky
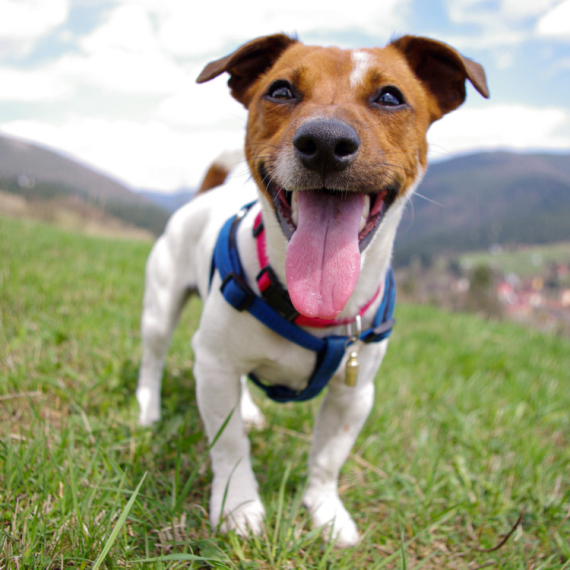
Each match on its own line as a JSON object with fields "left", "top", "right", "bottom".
{"left": 0, "top": 0, "right": 569, "bottom": 192}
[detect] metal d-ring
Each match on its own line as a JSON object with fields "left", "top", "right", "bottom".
{"left": 344, "top": 314, "right": 362, "bottom": 349}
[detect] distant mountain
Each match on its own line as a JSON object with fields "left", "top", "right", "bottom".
{"left": 0, "top": 133, "right": 170, "bottom": 236}
{"left": 137, "top": 188, "right": 196, "bottom": 213}
{"left": 394, "top": 152, "right": 570, "bottom": 266}
{"left": 1, "top": 133, "right": 568, "bottom": 260}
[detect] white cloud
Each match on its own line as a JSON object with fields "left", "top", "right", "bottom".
{"left": 155, "top": 70, "right": 246, "bottom": 129}
{"left": 115, "top": 0, "right": 411, "bottom": 57}
{"left": 56, "top": 3, "right": 185, "bottom": 94}
{"left": 4, "top": 3, "right": 187, "bottom": 98}
{"left": 0, "top": 67, "right": 72, "bottom": 101}
{"left": 54, "top": 48, "right": 184, "bottom": 95}
{"left": 0, "top": 118, "right": 247, "bottom": 190}
{"left": 440, "top": 29, "right": 529, "bottom": 51}
{"left": 443, "top": 0, "right": 565, "bottom": 53}
{"left": 537, "top": 0, "right": 570, "bottom": 40}
{"left": 447, "top": 0, "right": 560, "bottom": 24}
{"left": 0, "top": 0, "right": 68, "bottom": 55}
{"left": 0, "top": 0, "right": 68, "bottom": 38}
{"left": 498, "top": 0, "right": 561, "bottom": 20}
{"left": 428, "top": 104, "right": 570, "bottom": 159}
{"left": 80, "top": 3, "right": 156, "bottom": 54}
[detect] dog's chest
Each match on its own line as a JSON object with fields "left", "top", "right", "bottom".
{"left": 246, "top": 328, "right": 387, "bottom": 393}
{"left": 249, "top": 343, "right": 323, "bottom": 390}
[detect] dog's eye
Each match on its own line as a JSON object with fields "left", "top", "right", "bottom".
{"left": 374, "top": 87, "right": 406, "bottom": 107}
{"left": 267, "top": 81, "right": 296, "bottom": 101}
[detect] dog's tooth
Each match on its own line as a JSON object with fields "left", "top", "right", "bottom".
{"left": 359, "top": 194, "right": 370, "bottom": 232}
{"left": 362, "top": 194, "right": 371, "bottom": 218}
{"left": 291, "top": 191, "right": 298, "bottom": 226}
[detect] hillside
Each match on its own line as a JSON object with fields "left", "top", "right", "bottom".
{"left": 0, "top": 133, "right": 170, "bottom": 236}
{"left": 137, "top": 187, "right": 196, "bottom": 213}
{"left": 1, "top": 133, "right": 568, "bottom": 254}
{"left": 394, "top": 151, "right": 570, "bottom": 265}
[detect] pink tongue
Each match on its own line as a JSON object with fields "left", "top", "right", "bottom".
{"left": 286, "top": 191, "right": 363, "bottom": 319}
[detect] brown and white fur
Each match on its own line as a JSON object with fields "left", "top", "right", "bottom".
{"left": 136, "top": 34, "right": 488, "bottom": 547}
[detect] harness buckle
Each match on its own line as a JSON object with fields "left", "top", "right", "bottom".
{"left": 344, "top": 314, "right": 362, "bottom": 348}
{"left": 256, "top": 266, "right": 299, "bottom": 322}
{"left": 220, "top": 272, "right": 256, "bottom": 311}
{"left": 361, "top": 318, "right": 396, "bottom": 343}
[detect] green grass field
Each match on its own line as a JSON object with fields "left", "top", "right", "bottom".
{"left": 460, "top": 242, "right": 570, "bottom": 279}
{"left": 1, "top": 216, "right": 569, "bottom": 569}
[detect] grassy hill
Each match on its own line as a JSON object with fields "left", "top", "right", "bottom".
{"left": 395, "top": 152, "right": 570, "bottom": 265}
{"left": 1, "top": 215, "right": 569, "bottom": 568}
{"left": 0, "top": 133, "right": 170, "bottom": 236}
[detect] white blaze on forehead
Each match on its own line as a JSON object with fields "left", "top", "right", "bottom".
{"left": 350, "top": 50, "right": 373, "bottom": 88}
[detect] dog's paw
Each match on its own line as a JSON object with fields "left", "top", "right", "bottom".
{"left": 241, "top": 401, "right": 267, "bottom": 431}
{"left": 212, "top": 497, "right": 266, "bottom": 537}
{"left": 303, "top": 489, "right": 360, "bottom": 548}
{"left": 136, "top": 386, "right": 161, "bottom": 426}
{"left": 240, "top": 378, "right": 267, "bottom": 431}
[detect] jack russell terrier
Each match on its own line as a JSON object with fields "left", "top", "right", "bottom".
{"left": 136, "top": 34, "right": 489, "bottom": 547}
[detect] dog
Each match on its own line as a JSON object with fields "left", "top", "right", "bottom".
{"left": 136, "top": 33, "right": 488, "bottom": 547}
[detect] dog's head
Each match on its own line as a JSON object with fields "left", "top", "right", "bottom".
{"left": 198, "top": 35, "right": 489, "bottom": 319}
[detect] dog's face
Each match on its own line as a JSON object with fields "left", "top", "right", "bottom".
{"left": 198, "top": 35, "right": 488, "bottom": 319}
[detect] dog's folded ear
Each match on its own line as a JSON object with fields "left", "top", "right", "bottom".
{"left": 391, "top": 35, "right": 489, "bottom": 121}
{"left": 196, "top": 34, "right": 297, "bottom": 108}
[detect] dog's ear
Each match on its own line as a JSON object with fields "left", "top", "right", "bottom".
{"left": 391, "top": 35, "right": 489, "bottom": 120}
{"left": 196, "top": 34, "right": 298, "bottom": 108}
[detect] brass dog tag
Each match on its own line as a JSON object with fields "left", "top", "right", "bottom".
{"left": 345, "top": 315, "right": 362, "bottom": 387}
{"left": 345, "top": 351, "right": 359, "bottom": 387}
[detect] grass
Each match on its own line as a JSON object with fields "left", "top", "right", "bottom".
{"left": 1, "top": 215, "right": 569, "bottom": 569}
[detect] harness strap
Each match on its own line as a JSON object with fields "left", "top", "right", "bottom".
{"left": 249, "top": 335, "right": 348, "bottom": 402}
{"left": 211, "top": 202, "right": 396, "bottom": 403}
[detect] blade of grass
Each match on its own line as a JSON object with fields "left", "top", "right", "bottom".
{"left": 272, "top": 463, "right": 291, "bottom": 559}
{"left": 400, "top": 524, "right": 408, "bottom": 570}
{"left": 172, "top": 432, "right": 183, "bottom": 511}
{"left": 174, "top": 405, "right": 236, "bottom": 513}
{"left": 216, "top": 458, "right": 243, "bottom": 534}
{"left": 373, "top": 504, "right": 465, "bottom": 570}
{"left": 135, "top": 553, "right": 231, "bottom": 564}
{"left": 68, "top": 431, "right": 85, "bottom": 538}
{"left": 413, "top": 549, "right": 442, "bottom": 569}
{"left": 92, "top": 471, "right": 147, "bottom": 570}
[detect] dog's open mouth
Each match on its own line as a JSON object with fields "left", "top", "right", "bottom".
{"left": 259, "top": 164, "right": 397, "bottom": 320}
{"left": 260, "top": 165, "right": 397, "bottom": 252}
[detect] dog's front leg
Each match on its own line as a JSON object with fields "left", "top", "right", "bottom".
{"left": 304, "top": 361, "right": 379, "bottom": 547}
{"left": 193, "top": 349, "right": 265, "bottom": 536}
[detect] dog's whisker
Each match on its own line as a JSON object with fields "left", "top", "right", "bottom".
{"left": 412, "top": 192, "right": 445, "bottom": 207}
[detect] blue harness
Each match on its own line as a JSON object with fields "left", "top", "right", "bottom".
{"left": 210, "top": 203, "right": 396, "bottom": 403}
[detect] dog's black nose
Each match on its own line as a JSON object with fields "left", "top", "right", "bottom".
{"left": 293, "top": 119, "right": 360, "bottom": 174}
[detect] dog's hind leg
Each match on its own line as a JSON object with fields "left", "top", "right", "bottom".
{"left": 137, "top": 237, "right": 193, "bottom": 425}
{"left": 239, "top": 376, "right": 267, "bottom": 430}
